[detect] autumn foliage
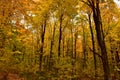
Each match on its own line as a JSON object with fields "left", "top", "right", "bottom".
{"left": 0, "top": 0, "right": 120, "bottom": 80}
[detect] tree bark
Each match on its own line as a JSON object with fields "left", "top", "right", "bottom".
{"left": 89, "top": 0, "right": 111, "bottom": 80}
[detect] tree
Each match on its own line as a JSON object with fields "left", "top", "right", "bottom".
{"left": 82, "top": 0, "right": 111, "bottom": 80}
{"left": 87, "top": 12, "right": 97, "bottom": 78}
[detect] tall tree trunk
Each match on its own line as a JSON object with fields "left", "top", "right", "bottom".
{"left": 90, "top": 0, "right": 111, "bottom": 80}
{"left": 58, "top": 14, "right": 63, "bottom": 57}
{"left": 39, "top": 18, "right": 47, "bottom": 71}
{"left": 88, "top": 12, "right": 97, "bottom": 78}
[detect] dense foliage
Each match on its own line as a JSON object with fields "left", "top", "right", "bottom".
{"left": 0, "top": 0, "right": 120, "bottom": 80}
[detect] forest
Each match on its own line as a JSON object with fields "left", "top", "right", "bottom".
{"left": 0, "top": 0, "right": 120, "bottom": 80}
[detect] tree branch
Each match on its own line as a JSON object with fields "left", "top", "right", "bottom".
{"left": 81, "top": 0, "right": 91, "bottom": 7}
{"left": 89, "top": 47, "right": 102, "bottom": 59}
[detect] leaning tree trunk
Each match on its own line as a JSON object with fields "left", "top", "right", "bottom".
{"left": 88, "top": 12, "right": 97, "bottom": 78}
{"left": 90, "top": 0, "right": 111, "bottom": 80}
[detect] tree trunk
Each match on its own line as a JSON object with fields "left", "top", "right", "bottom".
{"left": 88, "top": 13, "right": 97, "bottom": 78}
{"left": 58, "top": 14, "right": 63, "bottom": 57}
{"left": 39, "top": 18, "right": 47, "bottom": 71}
{"left": 90, "top": 0, "right": 111, "bottom": 80}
